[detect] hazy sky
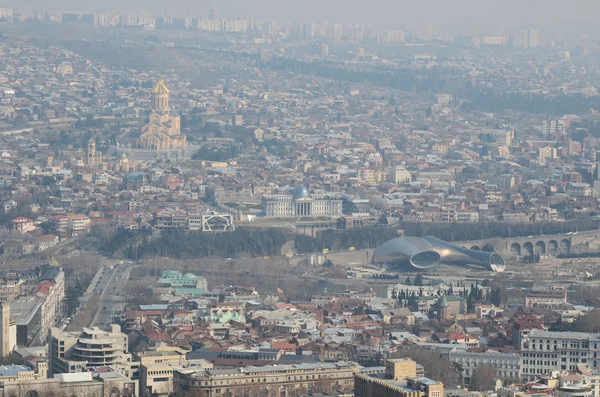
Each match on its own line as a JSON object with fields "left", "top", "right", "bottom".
{"left": 8, "top": 0, "right": 600, "bottom": 37}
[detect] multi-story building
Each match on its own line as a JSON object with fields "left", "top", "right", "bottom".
{"left": 0, "top": 265, "right": 65, "bottom": 348}
{"left": 538, "top": 146, "right": 558, "bottom": 160}
{"left": 388, "top": 166, "right": 412, "bottom": 185}
{"left": 525, "top": 286, "right": 567, "bottom": 308}
{"left": 262, "top": 185, "right": 343, "bottom": 217}
{"left": 475, "top": 304, "right": 503, "bottom": 318}
{"left": 0, "top": 303, "right": 12, "bottom": 357}
{"left": 37, "top": 234, "right": 59, "bottom": 251}
{"left": 482, "top": 35, "right": 507, "bottom": 46}
{"left": 341, "top": 196, "right": 370, "bottom": 217}
{"left": 0, "top": 370, "right": 137, "bottom": 397}
{"left": 520, "top": 330, "right": 600, "bottom": 381}
{"left": 356, "top": 168, "right": 384, "bottom": 185}
{"left": 566, "top": 183, "right": 592, "bottom": 197}
{"left": 449, "top": 351, "right": 521, "bottom": 384}
{"left": 48, "top": 325, "right": 135, "bottom": 378}
{"left": 542, "top": 118, "right": 567, "bottom": 135}
{"left": 355, "top": 358, "right": 444, "bottom": 397}
{"left": 173, "top": 361, "right": 361, "bottom": 397}
{"left": 0, "top": 276, "right": 22, "bottom": 302}
{"left": 209, "top": 302, "right": 246, "bottom": 323}
{"left": 49, "top": 215, "right": 69, "bottom": 235}
{"left": 455, "top": 211, "right": 479, "bottom": 223}
{"left": 37, "top": 266, "right": 65, "bottom": 341}
{"left": 68, "top": 214, "right": 91, "bottom": 233}
{"left": 0, "top": 8, "right": 13, "bottom": 18}
{"left": 137, "top": 347, "right": 212, "bottom": 396}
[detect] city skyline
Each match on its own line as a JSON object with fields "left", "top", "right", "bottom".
{"left": 3, "top": 0, "right": 600, "bottom": 38}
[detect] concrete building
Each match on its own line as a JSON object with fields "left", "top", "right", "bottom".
{"left": 0, "top": 303, "right": 11, "bottom": 357}
{"left": 173, "top": 361, "right": 360, "bottom": 397}
{"left": 262, "top": 185, "right": 343, "bottom": 217}
{"left": 0, "top": 276, "right": 22, "bottom": 302}
{"left": 520, "top": 330, "right": 600, "bottom": 381}
{"left": 137, "top": 347, "right": 212, "bottom": 396}
{"left": 448, "top": 351, "right": 520, "bottom": 384}
{"left": 355, "top": 358, "right": 444, "bottom": 397}
{"left": 0, "top": 371, "right": 136, "bottom": 397}
{"left": 48, "top": 325, "right": 134, "bottom": 378}
{"left": 341, "top": 196, "right": 370, "bottom": 217}
{"left": 388, "top": 166, "right": 412, "bottom": 184}
{"left": 0, "top": 265, "right": 63, "bottom": 348}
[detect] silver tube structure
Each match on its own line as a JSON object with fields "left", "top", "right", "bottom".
{"left": 372, "top": 235, "right": 505, "bottom": 272}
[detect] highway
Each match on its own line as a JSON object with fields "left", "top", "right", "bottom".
{"left": 90, "top": 262, "right": 132, "bottom": 328}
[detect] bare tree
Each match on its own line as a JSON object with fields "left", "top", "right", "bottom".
{"left": 183, "top": 389, "right": 208, "bottom": 397}
{"left": 311, "top": 378, "right": 334, "bottom": 394}
{"left": 470, "top": 364, "right": 496, "bottom": 391}
{"left": 573, "top": 310, "right": 600, "bottom": 333}
{"left": 572, "top": 286, "right": 600, "bottom": 306}
{"left": 391, "top": 344, "right": 461, "bottom": 387}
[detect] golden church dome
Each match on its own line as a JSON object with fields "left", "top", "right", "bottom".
{"left": 152, "top": 80, "right": 170, "bottom": 94}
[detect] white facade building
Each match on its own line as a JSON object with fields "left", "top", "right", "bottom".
{"left": 521, "top": 330, "right": 600, "bottom": 381}
{"left": 262, "top": 185, "right": 342, "bottom": 217}
{"left": 449, "top": 351, "right": 521, "bottom": 383}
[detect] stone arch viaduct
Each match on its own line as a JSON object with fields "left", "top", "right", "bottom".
{"left": 453, "top": 229, "right": 600, "bottom": 257}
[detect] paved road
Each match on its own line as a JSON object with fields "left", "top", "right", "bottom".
{"left": 90, "top": 263, "right": 132, "bottom": 328}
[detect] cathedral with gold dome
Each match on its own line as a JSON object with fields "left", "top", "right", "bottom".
{"left": 138, "top": 81, "right": 188, "bottom": 150}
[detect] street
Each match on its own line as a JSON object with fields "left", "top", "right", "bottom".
{"left": 90, "top": 262, "right": 133, "bottom": 328}
{"left": 66, "top": 261, "right": 133, "bottom": 331}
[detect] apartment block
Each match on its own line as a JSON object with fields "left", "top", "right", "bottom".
{"left": 521, "top": 330, "right": 600, "bottom": 381}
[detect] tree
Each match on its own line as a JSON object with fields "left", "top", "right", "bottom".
{"left": 470, "top": 364, "right": 496, "bottom": 391}
{"left": 391, "top": 345, "right": 461, "bottom": 387}
{"left": 490, "top": 287, "right": 503, "bottom": 307}
{"left": 183, "top": 389, "right": 208, "bottom": 397}
{"left": 312, "top": 378, "right": 334, "bottom": 393}
{"left": 414, "top": 274, "right": 424, "bottom": 286}
{"left": 572, "top": 310, "right": 600, "bottom": 333}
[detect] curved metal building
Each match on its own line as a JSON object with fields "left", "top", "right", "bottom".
{"left": 373, "top": 236, "right": 505, "bottom": 272}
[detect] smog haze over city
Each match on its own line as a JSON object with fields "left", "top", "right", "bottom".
{"left": 5, "top": 0, "right": 600, "bottom": 36}
{"left": 4, "top": 1, "right": 600, "bottom": 397}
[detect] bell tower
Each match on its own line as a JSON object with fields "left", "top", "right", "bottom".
{"left": 87, "top": 138, "right": 102, "bottom": 166}
{"left": 151, "top": 80, "right": 170, "bottom": 112}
